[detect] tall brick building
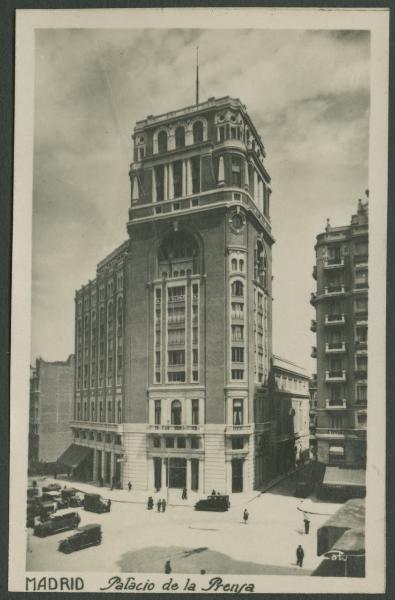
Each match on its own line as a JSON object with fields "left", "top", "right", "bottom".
{"left": 310, "top": 197, "right": 368, "bottom": 494}
{"left": 28, "top": 355, "right": 75, "bottom": 466}
{"left": 68, "top": 96, "right": 277, "bottom": 493}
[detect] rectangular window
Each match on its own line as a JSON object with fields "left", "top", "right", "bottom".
{"left": 177, "top": 437, "right": 186, "bottom": 448}
{"left": 192, "top": 349, "right": 198, "bottom": 365}
{"left": 192, "top": 328, "right": 198, "bottom": 345}
{"left": 232, "top": 369, "right": 244, "bottom": 380}
{"left": 168, "top": 371, "right": 186, "bottom": 382}
{"left": 231, "top": 156, "right": 242, "bottom": 187}
{"left": 154, "top": 400, "right": 161, "bottom": 425}
{"left": 156, "top": 165, "right": 165, "bottom": 202}
{"left": 191, "top": 437, "right": 200, "bottom": 449}
{"left": 357, "top": 412, "right": 367, "bottom": 426}
{"left": 231, "top": 436, "right": 244, "bottom": 450}
{"left": 191, "top": 399, "right": 199, "bottom": 425}
{"left": 233, "top": 399, "right": 244, "bottom": 425}
{"left": 168, "top": 350, "right": 185, "bottom": 366}
{"left": 153, "top": 437, "right": 161, "bottom": 448}
{"left": 168, "top": 286, "right": 185, "bottom": 302}
{"left": 356, "top": 385, "right": 367, "bottom": 403}
{"left": 231, "top": 325, "right": 244, "bottom": 342}
{"left": 231, "top": 302, "right": 244, "bottom": 319}
{"left": 232, "top": 347, "right": 244, "bottom": 363}
{"left": 191, "top": 157, "right": 201, "bottom": 194}
{"left": 192, "top": 371, "right": 198, "bottom": 382}
{"left": 173, "top": 161, "right": 183, "bottom": 198}
{"left": 356, "top": 356, "right": 368, "bottom": 371}
{"left": 167, "top": 329, "right": 185, "bottom": 346}
{"left": 165, "top": 437, "right": 174, "bottom": 448}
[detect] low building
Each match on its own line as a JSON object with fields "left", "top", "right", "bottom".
{"left": 28, "top": 355, "right": 75, "bottom": 467}
{"left": 271, "top": 355, "right": 310, "bottom": 475}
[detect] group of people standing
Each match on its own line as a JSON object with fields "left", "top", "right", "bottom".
{"left": 146, "top": 496, "right": 167, "bottom": 512}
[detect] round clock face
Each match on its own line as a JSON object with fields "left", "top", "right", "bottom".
{"left": 232, "top": 213, "right": 244, "bottom": 230}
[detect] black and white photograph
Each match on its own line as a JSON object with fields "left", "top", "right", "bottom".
{"left": 8, "top": 6, "right": 388, "bottom": 594}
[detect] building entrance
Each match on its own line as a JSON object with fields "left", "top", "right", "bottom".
{"left": 104, "top": 451, "right": 111, "bottom": 484}
{"left": 154, "top": 458, "right": 162, "bottom": 490}
{"left": 168, "top": 458, "right": 186, "bottom": 488}
{"left": 232, "top": 459, "right": 243, "bottom": 493}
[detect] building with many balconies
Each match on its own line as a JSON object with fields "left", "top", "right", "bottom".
{"left": 64, "top": 96, "right": 278, "bottom": 494}
{"left": 310, "top": 196, "right": 368, "bottom": 494}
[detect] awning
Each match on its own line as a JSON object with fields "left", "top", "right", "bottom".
{"left": 323, "top": 467, "right": 366, "bottom": 488}
{"left": 332, "top": 528, "right": 365, "bottom": 555}
{"left": 57, "top": 444, "right": 92, "bottom": 468}
{"left": 329, "top": 446, "right": 345, "bottom": 455}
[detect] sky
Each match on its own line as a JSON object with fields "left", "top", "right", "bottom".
{"left": 31, "top": 28, "right": 370, "bottom": 371}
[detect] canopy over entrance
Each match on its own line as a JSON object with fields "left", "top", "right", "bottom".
{"left": 57, "top": 444, "right": 92, "bottom": 469}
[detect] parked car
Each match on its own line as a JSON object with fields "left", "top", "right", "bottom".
{"left": 61, "top": 488, "right": 83, "bottom": 508}
{"left": 42, "top": 483, "right": 62, "bottom": 493}
{"left": 195, "top": 494, "right": 230, "bottom": 512}
{"left": 33, "top": 511, "right": 81, "bottom": 537}
{"left": 58, "top": 524, "right": 102, "bottom": 553}
{"left": 83, "top": 493, "right": 111, "bottom": 514}
{"left": 41, "top": 491, "right": 68, "bottom": 509}
{"left": 26, "top": 499, "right": 57, "bottom": 527}
{"left": 294, "top": 480, "right": 314, "bottom": 498}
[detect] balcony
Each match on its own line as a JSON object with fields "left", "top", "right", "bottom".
{"left": 310, "top": 319, "right": 317, "bottom": 332}
{"left": 310, "top": 292, "right": 317, "bottom": 306}
{"left": 325, "top": 399, "right": 347, "bottom": 409}
{"left": 311, "top": 346, "right": 317, "bottom": 358}
{"left": 354, "top": 253, "right": 368, "bottom": 265}
{"left": 312, "top": 265, "right": 317, "bottom": 280}
{"left": 354, "top": 282, "right": 368, "bottom": 291}
{"left": 325, "top": 314, "right": 345, "bottom": 326}
{"left": 325, "top": 370, "right": 346, "bottom": 382}
{"left": 355, "top": 340, "right": 368, "bottom": 352}
{"left": 355, "top": 311, "right": 368, "bottom": 325}
{"left": 325, "top": 342, "right": 346, "bottom": 354}
{"left": 324, "top": 284, "right": 345, "bottom": 296}
{"left": 147, "top": 424, "right": 202, "bottom": 433}
{"left": 316, "top": 427, "right": 366, "bottom": 439}
{"left": 355, "top": 369, "right": 368, "bottom": 380}
{"left": 324, "top": 257, "right": 344, "bottom": 269}
{"left": 168, "top": 295, "right": 185, "bottom": 303}
{"left": 225, "top": 424, "right": 252, "bottom": 434}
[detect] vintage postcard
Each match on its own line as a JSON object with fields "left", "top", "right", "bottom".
{"left": 9, "top": 6, "right": 388, "bottom": 594}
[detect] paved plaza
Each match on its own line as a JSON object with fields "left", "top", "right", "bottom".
{"left": 26, "top": 474, "right": 341, "bottom": 576}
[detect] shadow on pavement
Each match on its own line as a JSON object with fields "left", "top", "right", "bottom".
{"left": 117, "top": 546, "right": 312, "bottom": 576}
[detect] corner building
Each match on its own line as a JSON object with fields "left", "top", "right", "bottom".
{"left": 311, "top": 198, "right": 368, "bottom": 493}
{"left": 72, "top": 97, "right": 275, "bottom": 494}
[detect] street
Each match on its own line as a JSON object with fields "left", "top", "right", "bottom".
{"left": 26, "top": 475, "right": 341, "bottom": 575}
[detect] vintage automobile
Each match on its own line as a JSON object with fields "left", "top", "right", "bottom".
{"left": 26, "top": 499, "right": 57, "bottom": 527}
{"left": 83, "top": 493, "right": 111, "bottom": 514}
{"left": 42, "top": 483, "right": 62, "bottom": 493}
{"left": 33, "top": 511, "right": 81, "bottom": 537}
{"left": 58, "top": 524, "right": 102, "bottom": 553}
{"left": 41, "top": 491, "right": 68, "bottom": 509}
{"left": 61, "top": 488, "right": 83, "bottom": 508}
{"left": 194, "top": 494, "right": 231, "bottom": 512}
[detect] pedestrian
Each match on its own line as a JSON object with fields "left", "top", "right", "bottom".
{"left": 304, "top": 515, "right": 310, "bottom": 535}
{"left": 211, "top": 489, "right": 216, "bottom": 496}
{"left": 128, "top": 481, "right": 132, "bottom": 492}
{"left": 162, "top": 498, "right": 167, "bottom": 512}
{"left": 200, "top": 569, "right": 206, "bottom": 574}
{"left": 296, "top": 545, "right": 304, "bottom": 567}
{"left": 182, "top": 487, "right": 187, "bottom": 500}
{"left": 164, "top": 560, "right": 171, "bottom": 574}
{"left": 243, "top": 508, "right": 249, "bottom": 524}
{"left": 157, "top": 498, "right": 162, "bottom": 512}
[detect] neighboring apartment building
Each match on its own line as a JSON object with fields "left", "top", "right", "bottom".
{"left": 309, "top": 373, "right": 318, "bottom": 457}
{"left": 66, "top": 96, "right": 278, "bottom": 493}
{"left": 271, "top": 355, "right": 310, "bottom": 474}
{"left": 310, "top": 196, "right": 368, "bottom": 491}
{"left": 28, "top": 355, "right": 75, "bottom": 465}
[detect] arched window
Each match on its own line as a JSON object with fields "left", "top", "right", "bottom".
{"left": 158, "top": 130, "right": 168, "bottom": 153}
{"left": 157, "top": 230, "right": 200, "bottom": 278}
{"left": 231, "top": 280, "right": 244, "bottom": 297}
{"left": 175, "top": 126, "right": 185, "bottom": 148}
{"left": 173, "top": 270, "right": 179, "bottom": 278}
{"left": 239, "top": 259, "right": 244, "bottom": 271}
{"left": 171, "top": 400, "right": 182, "bottom": 426}
{"left": 193, "top": 121, "right": 204, "bottom": 144}
{"left": 255, "top": 241, "right": 267, "bottom": 288}
{"left": 231, "top": 258, "right": 237, "bottom": 271}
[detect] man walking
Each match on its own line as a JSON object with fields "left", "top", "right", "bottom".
{"left": 164, "top": 560, "right": 171, "bottom": 574}
{"left": 243, "top": 508, "right": 249, "bottom": 524}
{"left": 157, "top": 498, "right": 162, "bottom": 512}
{"left": 128, "top": 481, "right": 132, "bottom": 492}
{"left": 304, "top": 515, "right": 310, "bottom": 534}
{"left": 296, "top": 545, "right": 304, "bottom": 567}
{"left": 162, "top": 498, "right": 167, "bottom": 512}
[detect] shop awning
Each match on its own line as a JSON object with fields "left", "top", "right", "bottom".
{"left": 323, "top": 467, "right": 366, "bottom": 488}
{"left": 332, "top": 528, "right": 365, "bottom": 555}
{"left": 317, "top": 498, "right": 365, "bottom": 556}
{"left": 57, "top": 444, "right": 92, "bottom": 468}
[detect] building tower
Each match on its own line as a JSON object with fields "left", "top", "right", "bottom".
{"left": 70, "top": 96, "right": 275, "bottom": 494}
{"left": 311, "top": 197, "right": 368, "bottom": 493}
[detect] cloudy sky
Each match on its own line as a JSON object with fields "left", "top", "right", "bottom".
{"left": 31, "top": 27, "right": 370, "bottom": 371}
